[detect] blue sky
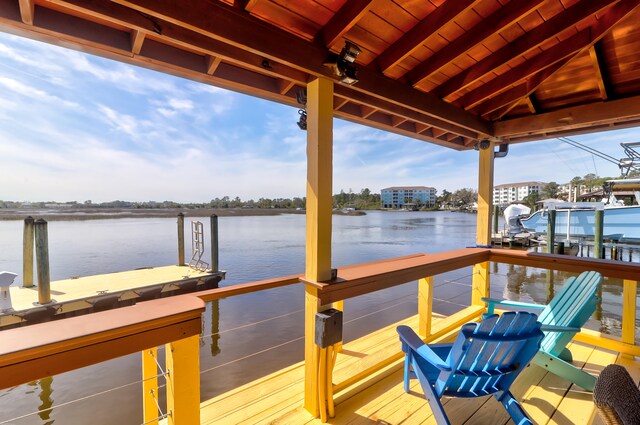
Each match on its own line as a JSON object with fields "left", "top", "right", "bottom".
{"left": 0, "top": 32, "right": 633, "bottom": 203}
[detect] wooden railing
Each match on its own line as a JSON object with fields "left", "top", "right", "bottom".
{"left": 0, "top": 248, "right": 638, "bottom": 424}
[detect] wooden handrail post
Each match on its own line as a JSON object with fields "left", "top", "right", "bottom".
{"left": 210, "top": 214, "right": 219, "bottom": 273}
{"left": 165, "top": 335, "right": 200, "bottom": 425}
{"left": 142, "top": 347, "right": 159, "bottom": 425}
{"left": 34, "top": 219, "right": 51, "bottom": 304}
{"left": 472, "top": 140, "right": 494, "bottom": 306}
{"left": 418, "top": 277, "right": 433, "bottom": 338}
{"left": 304, "top": 76, "right": 334, "bottom": 418}
{"left": 622, "top": 280, "right": 637, "bottom": 359}
{"left": 177, "top": 213, "right": 185, "bottom": 266}
{"left": 22, "top": 216, "right": 34, "bottom": 288}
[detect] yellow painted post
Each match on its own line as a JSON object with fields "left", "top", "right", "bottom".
{"left": 418, "top": 277, "right": 433, "bottom": 338}
{"left": 472, "top": 141, "right": 494, "bottom": 306}
{"left": 165, "top": 335, "right": 200, "bottom": 425}
{"left": 304, "top": 77, "right": 334, "bottom": 417}
{"left": 622, "top": 280, "right": 637, "bottom": 359}
{"left": 142, "top": 347, "right": 159, "bottom": 425}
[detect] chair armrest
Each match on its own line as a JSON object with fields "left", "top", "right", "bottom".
{"left": 482, "top": 297, "right": 546, "bottom": 315}
{"left": 540, "top": 324, "right": 581, "bottom": 333}
{"left": 397, "top": 325, "right": 451, "bottom": 371}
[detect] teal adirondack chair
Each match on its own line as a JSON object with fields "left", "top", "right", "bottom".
{"left": 483, "top": 270, "right": 602, "bottom": 391}
{"left": 397, "top": 312, "right": 544, "bottom": 425}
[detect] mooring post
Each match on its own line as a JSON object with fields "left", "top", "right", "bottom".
{"left": 612, "top": 246, "right": 618, "bottom": 261}
{"left": 177, "top": 213, "right": 185, "bottom": 266}
{"left": 546, "top": 209, "right": 556, "bottom": 254}
{"left": 594, "top": 209, "right": 604, "bottom": 259}
{"left": 23, "top": 216, "right": 35, "bottom": 288}
{"left": 493, "top": 205, "right": 499, "bottom": 235}
{"left": 34, "top": 219, "right": 51, "bottom": 304}
{"left": 210, "top": 214, "right": 219, "bottom": 273}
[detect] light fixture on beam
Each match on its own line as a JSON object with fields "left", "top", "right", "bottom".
{"left": 323, "top": 41, "right": 362, "bottom": 86}
{"left": 296, "top": 88, "right": 307, "bottom": 131}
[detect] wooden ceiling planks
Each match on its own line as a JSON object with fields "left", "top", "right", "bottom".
{"left": 1, "top": 0, "right": 640, "bottom": 147}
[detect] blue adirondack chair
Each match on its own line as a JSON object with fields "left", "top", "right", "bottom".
{"left": 397, "top": 312, "right": 544, "bottom": 425}
{"left": 483, "top": 270, "right": 602, "bottom": 391}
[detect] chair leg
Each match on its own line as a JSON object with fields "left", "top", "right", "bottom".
{"left": 412, "top": 359, "right": 450, "bottom": 425}
{"left": 496, "top": 390, "right": 533, "bottom": 425}
{"left": 403, "top": 353, "right": 411, "bottom": 393}
{"left": 533, "top": 352, "right": 596, "bottom": 391}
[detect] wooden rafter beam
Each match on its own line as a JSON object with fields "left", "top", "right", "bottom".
{"left": 494, "top": 95, "right": 640, "bottom": 139}
{"left": 376, "top": 0, "right": 478, "bottom": 74}
{"left": 18, "top": 0, "right": 33, "bottom": 24}
{"left": 435, "top": 0, "right": 619, "bottom": 99}
{"left": 206, "top": 55, "right": 222, "bottom": 75}
{"left": 110, "top": 0, "right": 491, "bottom": 136}
{"left": 461, "top": 0, "right": 640, "bottom": 112}
{"left": 476, "top": 56, "right": 572, "bottom": 118}
{"left": 277, "top": 79, "right": 295, "bottom": 95}
{"left": 407, "top": 0, "right": 545, "bottom": 87}
{"left": 317, "top": 0, "right": 374, "bottom": 49}
{"left": 457, "top": 30, "right": 591, "bottom": 110}
{"left": 589, "top": 43, "right": 613, "bottom": 100}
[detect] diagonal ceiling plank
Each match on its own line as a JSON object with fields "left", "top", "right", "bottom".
{"left": 317, "top": 0, "right": 375, "bottom": 49}
{"left": 457, "top": 29, "right": 591, "bottom": 110}
{"left": 18, "top": 0, "right": 34, "bottom": 25}
{"left": 376, "top": 0, "right": 479, "bottom": 74}
{"left": 589, "top": 43, "right": 613, "bottom": 100}
{"left": 130, "top": 28, "right": 144, "bottom": 54}
{"left": 435, "top": 0, "right": 620, "bottom": 99}
{"left": 473, "top": 0, "right": 640, "bottom": 116}
{"left": 111, "top": 0, "right": 492, "bottom": 135}
{"left": 407, "top": 0, "right": 546, "bottom": 87}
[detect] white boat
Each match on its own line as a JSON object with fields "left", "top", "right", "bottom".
{"left": 521, "top": 178, "right": 640, "bottom": 242}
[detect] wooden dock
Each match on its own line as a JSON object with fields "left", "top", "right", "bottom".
{"left": 0, "top": 266, "right": 224, "bottom": 328}
{"left": 200, "top": 312, "right": 638, "bottom": 425}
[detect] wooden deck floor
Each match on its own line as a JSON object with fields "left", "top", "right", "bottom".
{"left": 201, "top": 313, "right": 639, "bottom": 425}
{"left": 0, "top": 266, "right": 222, "bottom": 327}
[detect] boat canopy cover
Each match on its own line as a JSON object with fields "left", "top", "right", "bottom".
{"left": 504, "top": 204, "right": 531, "bottom": 220}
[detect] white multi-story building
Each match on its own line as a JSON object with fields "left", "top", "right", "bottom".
{"left": 493, "top": 182, "right": 546, "bottom": 206}
{"left": 381, "top": 186, "right": 437, "bottom": 208}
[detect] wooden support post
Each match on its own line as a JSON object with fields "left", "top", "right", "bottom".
{"left": 34, "top": 219, "right": 51, "bottom": 304}
{"left": 165, "top": 335, "right": 200, "bottom": 425}
{"left": 472, "top": 141, "right": 494, "bottom": 306}
{"left": 142, "top": 347, "right": 159, "bottom": 425}
{"left": 22, "top": 216, "right": 34, "bottom": 288}
{"left": 210, "top": 214, "right": 219, "bottom": 273}
{"left": 418, "top": 277, "right": 433, "bottom": 338}
{"left": 594, "top": 209, "right": 604, "bottom": 259}
{"left": 546, "top": 210, "right": 556, "bottom": 254}
{"left": 493, "top": 205, "right": 499, "bottom": 235}
{"left": 177, "top": 213, "right": 185, "bottom": 266}
{"left": 304, "top": 77, "right": 334, "bottom": 418}
{"left": 622, "top": 280, "right": 637, "bottom": 359}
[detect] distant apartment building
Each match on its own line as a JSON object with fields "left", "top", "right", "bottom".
{"left": 381, "top": 186, "right": 436, "bottom": 208}
{"left": 493, "top": 182, "right": 545, "bottom": 206}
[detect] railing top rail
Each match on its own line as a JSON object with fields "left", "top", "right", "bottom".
{"left": 302, "top": 248, "right": 490, "bottom": 304}
{"left": 0, "top": 296, "right": 205, "bottom": 390}
{"left": 488, "top": 249, "right": 640, "bottom": 281}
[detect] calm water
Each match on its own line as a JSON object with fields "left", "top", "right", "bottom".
{"left": 0, "top": 211, "right": 634, "bottom": 425}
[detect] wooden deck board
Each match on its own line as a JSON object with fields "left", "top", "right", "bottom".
{"left": 199, "top": 313, "right": 639, "bottom": 425}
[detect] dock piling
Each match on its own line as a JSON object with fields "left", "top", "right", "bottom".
{"left": 546, "top": 210, "right": 556, "bottom": 254}
{"left": 493, "top": 205, "right": 499, "bottom": 235}
{"left": 210, "top": 215, "right": 219, "bottom": 273}
{"left": 594, "top": 210, "right": 604, "bottom": 259}
{"left": 34, "top": 219, "right": 51, "bottom": 304}
{"left": 23, "top": 216, "right": 34, "bottom": 288}
{"left": 177, "top": 213, "right": 185, "bottom": 266}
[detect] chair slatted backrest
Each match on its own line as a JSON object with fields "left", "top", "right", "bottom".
{"left": 436, "top": 312, "right": 543, "bottom": 398}
{"left": 538, "top": 271, "right": 602, "bottom": 356}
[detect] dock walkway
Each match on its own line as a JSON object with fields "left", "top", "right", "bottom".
{"left": 0, "top": 266, "right": 223, "bottom": 328}
{"left": 200, "top": 313, "right": 638, "bottom": 425}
